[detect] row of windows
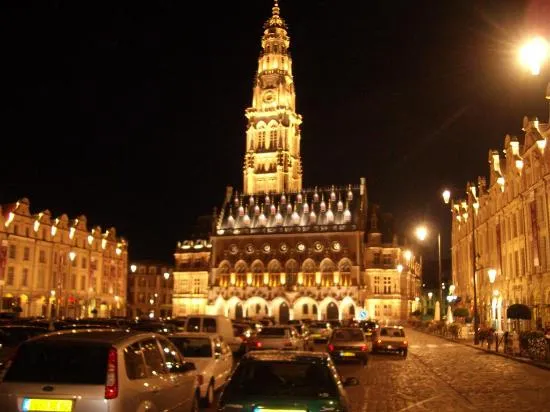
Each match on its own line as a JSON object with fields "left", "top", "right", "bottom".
{"left": 373, "top": 276, "right": 396, "bottom": 294}
{"left": 7, "top": 245, "right": 93, "bottom": 269}
{"left": 372, "top": 253, "right": 394, "bottom": 265}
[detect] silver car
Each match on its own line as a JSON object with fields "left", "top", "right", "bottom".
{"left": 0, "top": 329, "right": 199, "bottom": 412}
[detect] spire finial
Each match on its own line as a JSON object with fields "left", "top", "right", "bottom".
{"left": 273, "top": 0, "right": 280, "bottom": 16}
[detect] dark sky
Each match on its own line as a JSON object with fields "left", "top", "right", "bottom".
{"left": 2, "top": 0, "right": 550, "bottom": 265}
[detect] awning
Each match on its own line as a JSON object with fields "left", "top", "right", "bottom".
{"left": 507, "top": 304, "right": 532, "bottom": 320}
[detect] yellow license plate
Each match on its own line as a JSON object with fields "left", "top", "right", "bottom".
{"left": 342, "top": 351, "right": 355, "bottom": 357}
{"left": 256, "top": 410, "right": 307, "bottom": 412}
{"left": 22, "top": 398, "right": 73, "bottom": 412}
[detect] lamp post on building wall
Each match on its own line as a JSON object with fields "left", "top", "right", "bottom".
{"left": 446, "top": 186, "right": 481, "bottom": 345}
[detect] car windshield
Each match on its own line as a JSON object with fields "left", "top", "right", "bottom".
{"left": 332, "top": 329, "right": 364, "bottom": 341}
{"left": 170, "top": 337, "right": 212, "bottom": 357}
{"left": 258, "top": 328, "right": 287, "bottom": 337}
{"left": 381, "top": 328, "right": 405, "bottom": 337}
{"left": 223, "top": 361, "right": 338, "bottom": 398}
{"left": 3, "top": 341, "right": 108, "bottom": 384}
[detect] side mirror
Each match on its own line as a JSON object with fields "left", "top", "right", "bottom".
{"left": 175, "top": 361, "right": 196, "bottom": 373}
{"left": 343, "top": 377, "right": 359, "bottom": 387}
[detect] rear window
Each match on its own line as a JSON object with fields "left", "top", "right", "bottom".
{"left": 332, "top": 329, "right": 364, "bottom": 341}
{"left": 223, "top": 361, "right": 338, "bottom": 398}
{"left": 170, "top": 337, "right": 212, "bottom": 358}
{"left": 4, "top": 342, "right": 108, "bottom": 384}
{"left": 186, "top": 318, "right": 201, "bottom": 332}
{"left": 203, "top": 318, "right": 217, "bottom": 333}
{"left": 381, "top": 328, "right": 405, "bottom": 338}
{"left": 258, "top": 328, "right": 287, "bottom": 337}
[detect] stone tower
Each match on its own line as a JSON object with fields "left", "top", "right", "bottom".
{"left": 243, "top": 0, "right": 303, "bottom": 195}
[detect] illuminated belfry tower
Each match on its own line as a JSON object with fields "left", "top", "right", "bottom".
{"left": 243, "top": 0, "right": 303, "bottom": 195}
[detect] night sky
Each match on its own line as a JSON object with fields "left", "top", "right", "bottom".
{"left": 2, "top": 0, "right": 550, "bottom": 271}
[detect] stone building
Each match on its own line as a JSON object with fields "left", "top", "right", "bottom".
{"left": 0, "top": 197, "right": 128, "bottom": 318}
{"left": 172, "top": 2, "right": 421, "bottom": 323}
{"left": 126, "top": 261, "right": 173, "bottom": 319}
{"left": 451, "top": 88, "right": 550, "bottom": 330}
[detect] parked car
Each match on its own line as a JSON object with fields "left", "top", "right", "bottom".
{"left": 184, "top": 315, "right": 241, "bottom": 353}
{"left": 169, "top": 333, "right": 233, "bottom": 407}
{"left": 248, "top": 326, "right": 306, "bottom": 351}
{"left": 372, "top": 325, "right": 408, "bottom": 357}
{"left": 327, "top": 327, "right": 369, "bottom": 365}
{"left": 218, "top": 350, "right": 358, "bottom": 411}
{"left": 359, "top": 320, "right": 379, "bottom": 341}
{"left": 0, "top": 326, "right": 49, "bottom": 370}
{"left": 308, "top": 321, "right": 333, "bottom": 342}
{"left": 0, "top": 329, "right": 199, "bottom": 411}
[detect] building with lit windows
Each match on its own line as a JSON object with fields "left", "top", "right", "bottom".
{"left": 172, "top": 2, "right": 421, "bottom": 323}
{"left": 0, "top": 197, "right": 127, "bottom": 318}
{"left": 451, "top": 89, "right": 550, "bottom": 331}
{"left": 126, "top": 261, "right": 173, "bottom": 319}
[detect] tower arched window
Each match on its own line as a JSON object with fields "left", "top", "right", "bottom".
{"left": 270, "top": 130, "right": 277, "bottom": 148}
{"left": 258, "top": 131, "right": 266, "bottom": 150}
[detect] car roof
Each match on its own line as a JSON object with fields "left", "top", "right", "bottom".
{"left": 380, "top": 325, "right": 404, "bottom": 329}
{"left": 22, "top": 328, "right": 164, "bottom": 346}
{"left": 169, "top": 332, "right": 219, "bottom": 339}
{"left": 243, "top": 350, "right": 329, "bottom": 363}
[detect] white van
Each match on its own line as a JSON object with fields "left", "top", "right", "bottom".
{"left": 184, "top": 315, "right": 242, "bottom": 353}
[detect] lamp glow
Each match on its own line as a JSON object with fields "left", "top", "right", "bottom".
{"left": 415, "top": 226, "right": 428, "bottom": 241}
{"left": 519, "top": 36, "right": 549, "bottom": 75}
{"left": 488, "top": 268, "right": 497, "bottom": 284}
{"left": 442, "top": 189, "right": 451, "bottom": 204}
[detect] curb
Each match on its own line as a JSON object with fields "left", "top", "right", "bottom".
{"left": 412, "top": 328, "right": 550, "bottom": 372}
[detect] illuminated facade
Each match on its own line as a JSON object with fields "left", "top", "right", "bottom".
{"left": 0, "top": 198, "right": 128, "bottom": 318}
{"left": 451, "top": 90, "right": 550, "bottom": 330}
{"left": 172, "top": 2, "right": 421, "bottom": 323}
{"left": 172, "top": 239, "right": 211, "bottom": 317}
{"left": 127, "top": 262, "right": 173, "bottom": 319}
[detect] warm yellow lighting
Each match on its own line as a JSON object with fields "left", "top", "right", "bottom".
{"left": 515, "top": 159, "right": 524, "bottom": 172}
{"left": 449, "top": 284, "right": 456, "bottom": 294}
{"left": 493, "top": 289, "right": 499, "bottom": 297}
{"left": 87, "top": 234, "right": 93, "bottom": 245}
{"left": 415, "top": 226, "right": 428, "bottom": 241}
{"left": 5, "top": 212, "right": 15, "bottom": 228}
{"left": 333, "top": 271, "right": 340, "bottom": 285}
{"left": 488, "top": 268, "right": 497, "bottom": 283}
{"left": 51, "top": 225, "right": 58, "bottom": 237}
{"left": 428, "top": 292, "right": 433, "bottom": 299}
{"left": 442, "top": 189, "right": 451, "bottom": 204}
{"left": 473, "top": 202, "right": 479, "bottom": 214}
{"left": 130, "top": 264, "right": 137, "bottom": 273}
{"left": 263, "top": 272, "right": 269, "bottom": 285}
{"left": 403, "top": 250, "right": 412, "bottom": 261}
{"left": 68, "top": 251, "right": 76, "bottom": 262}
{"left": 115, "top": 247, "right": 122, "bottom": 256}
{"left": 315, "top": 271, "right": 321, "bottom": 285}
{"left": 33, "top": 220, "right": 40, "bottom": 232}
{"left": 101, "top": 238, "right": 107, "bottom": 250}
{"left": 50, "top": 289, "right": 56, "bottom": 297}
{"left": 519, "top": 36, "right": 549, "bottom": 75}
{"left": 414, "top": 297, "right": 420, "bottom": 303}
{"left": 537, "top": 137, "right": 547, "bottom": 152}
{"left": 69, "top": 227, "right": 76, "bottom": 240}
{"left": 396, "top": 264, "right": 403, "bottom": 273}
{"left": 163, "top": 272, "right": 170, "bottom": 280}
{"left": 280, "top": 272, "right": 286, "bottom": 285}
{"left": 230, "top": 273, "right": 236, "bottom": 285}
{"left": 497, "top": 176, "right": 505, "bottom": 191}
{"left": 246, "top": 272, "right": 252, "bottom": 286}
{"left": 297, "top": 271, "right": 303, "bottom": 285}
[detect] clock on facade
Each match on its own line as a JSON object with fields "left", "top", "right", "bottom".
{"left": 296, "top": 242, "right": 306, "bottom": 253}
{"left": 313, "top": 242, "right": 324, "bottom": 252}
{"left": 279, "top": 242, "right": 288, "bottom": 253}
{"left": 245, "top": 244, "right": 255, "bottom": 254}
{"left": 263, "top": 243, "right": 271, "bottom": 253}
{"left": 229, "top": 244, "right": 239, "bottom": 255}
{"left": 263, "top": 91, "right": 274, "bottom": 103}
{"left": 331, "top": 241, "right": 341, "bottom": 252}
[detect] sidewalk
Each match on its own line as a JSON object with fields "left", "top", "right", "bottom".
{"left": 414, "top": 328, "right": 550, "bottom": 372}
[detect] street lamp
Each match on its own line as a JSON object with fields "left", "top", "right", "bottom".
{"left": 163, "top": 272, "right": 170, "bottom": 280}
{"left": 415, "top": 225, "right": 443, "bottom": 306}
{"left": 519, "top": 36, "right": 549, "bottom": 76}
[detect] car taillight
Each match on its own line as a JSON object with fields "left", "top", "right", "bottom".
{"left": 105, "top": 347, "right": 118, "bottom": 400}
{"left": 256, "top": 341, "right": 263, "bottom": 348}
{"left": 328, "top": 344, "right": 334, "bottom": 352}
{"left": 403, "top": 340, "right": 408, "bottom": 345}
{"left": 360, "top": 344, "right": 367, "bottom": 351}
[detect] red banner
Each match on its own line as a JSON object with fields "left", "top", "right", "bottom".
{"left": 531, "top": 201, "right": 540, "bottom": 267}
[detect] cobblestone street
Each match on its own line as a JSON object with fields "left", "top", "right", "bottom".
{"left": 338, "top": 328, "right": 550, "bottom": 411}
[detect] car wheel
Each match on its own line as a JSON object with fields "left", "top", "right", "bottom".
{"left": 402, "top": 349, "right": 408, "bottom": 358}
{"left": 200, "top": 382, "right": 215, "bottom": 407}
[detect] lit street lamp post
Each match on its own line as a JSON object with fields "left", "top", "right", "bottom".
{"left": 519, "top": 36, "right": 549, "bottom": 76}
{"left": 415, "top": 225, "right": 443, "bottom": 307}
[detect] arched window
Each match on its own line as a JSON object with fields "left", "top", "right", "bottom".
{"left": 303, "top": 304, "right": 309, "bottom": 315}
{"left": 256, "top": 304, "right": 261, "bottom": 315}
{"left": 312, "top": 305, "right": 318, "bottom": 315}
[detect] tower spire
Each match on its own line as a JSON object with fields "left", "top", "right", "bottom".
{"left": 243, "top": 1, "right": 303, "bottom": 195}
